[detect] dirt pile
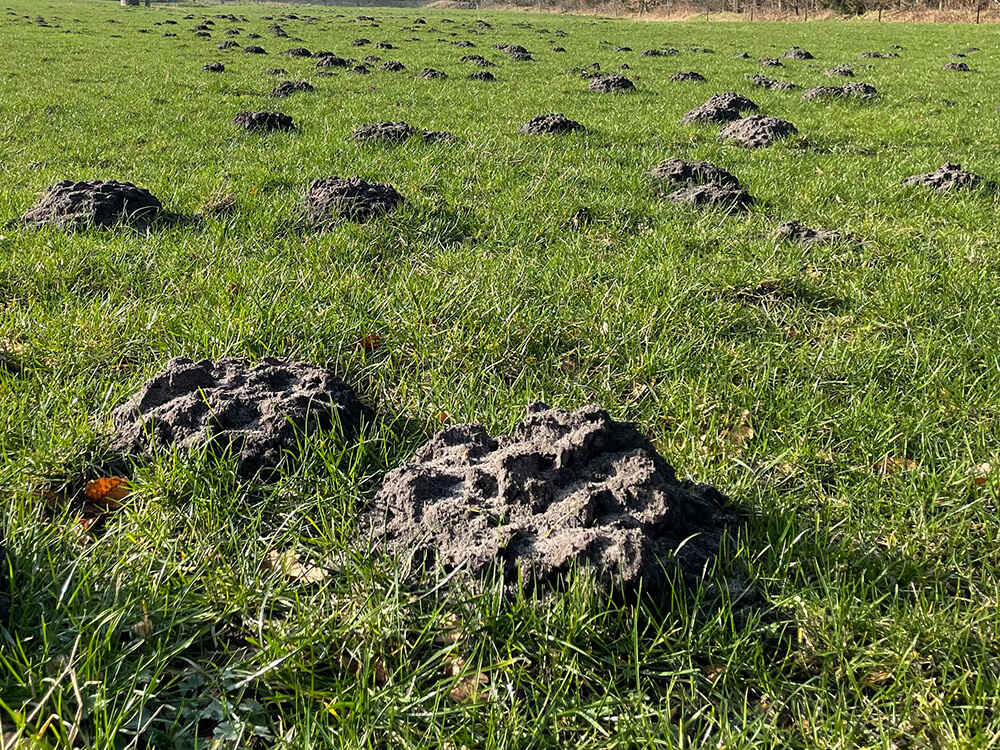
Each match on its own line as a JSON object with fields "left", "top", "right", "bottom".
{"left": 719, "top": 115, "right": 797, "bottom": 148}
{"left": 588, "top": 74, "right": 635, "bottom": 92}
{"left": 667, "top": 184, "right": 753, "bottom": 211}
{"left": 109, "top": 357, "right": 371, "bottom": 480}
{"left": 419, "top": 67, "right": 447, "bottom": 79}
{"left": 902, "top": 162, "right": 990, "bottom": 191}
{"left": 233, "top": 111, "right": 295, "bottom": 132}
{"left": 380, "top": 60, "right": 405, "bottom": 71}
{"left": 783, "top": 46, "right": 813, "bottom": 59}
{"left": 651, "top": 158, "right": 740, "bottom": 188}
{"left": 942, "top": 62, "right": 970, "bottom": 71}
{"left": 825, "top": 65, "right": 854, "bottom": 77}
{"left": 202, "top": 62, "right": 224, "bottom": 72}
{"left": 22, "top": 180, "right": 162, "bottom": 230}
{"left": 774, "top": 221, "right": 848, "bottom": 246}
{"left": 352, "top": 121, "right": 456, "bottom": 143}
{"left": 670, "top": 71, "right": 706, "bottom": 83}
{"left": 284, "top": 47, "right": 311, "bottom": 57}
{"left": 681, "top": 92, "right": 759, "bottom": 125}
{"left": 305, "top": 176, "right": 405, "bottom": 222}
{"left": 270, "top": 80, "right": 314, "bottom": 97}
{"left": 363, "top": 403, "right": 734, "bottom": 592}
{"left": 802, "top": 82, "right": 877, "bottom": 101}
{"left": 748, "top": 74, "right": 799, "bottom": 91}
{"left": 520, "top": 113, "right": 585, "bottom": 134}
{"left": 468, "top": 70, "right": 495, "bottom": 81}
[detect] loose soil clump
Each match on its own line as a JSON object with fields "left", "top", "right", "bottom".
{"left": 520, "top": 113, "right": 586, "bottom": 134}
{"left": 363, "top": 403, "right": 734, "bottom": 593}
{"left": 642, "top": 48, "right": 677, "bottom": 57}
{"left": 351, "top": 121, "right": 456, "bottom": 144}
{"left": 233, "top": 111, "right": 295, "bottom": 132}
{"left": 379, "top": 60, "right": 405, "bottom": 71}
{"left": 109, "top": 357, "right": 371, "bottom": 480}
{"left": 588, "top": 74, "right": 635, "bottom": 92}
{"left": 202, "top": 62, "right": 224, "bottom": 72}
{"left": 670, "top": 71, "right": 706, "bottom": 83}
{"left": 825, "top": 65, "right": 854, "bottom": 77}
{"left": 942, "top": 62, "right": 970, "bottom": 71}
{"left": 23, "top": 180, "right": 162, "bottom": 230}
{"left": 774, "top": 221, "right": 848, "bottom": 246}
{"left": 667, "top": 183, "right": 754, "bottom": 211}
{"left": 783, "top": 46, "right": 813, "bottom": 59}
{"left": 802, "top": 82, "right": 877, "bottom": 101}
{"left": 681, "top": 92, "right": 759, "bottom": 125}
{"left": 316, "top": 54, "right": 349, "bottom": 68}
{"left": 651, "top": 158, "right": 741, "bottom": 188}
{"left": 284, "top": 47, "right": 311, "bottom": 57}
{"left": 419, "top": 67, "right": 447, "bottom": 79}
{"left": 759, "top": 57, "right": 782, "bottom": 67}
{"left": 270, "top": 80, "right": 314, "bottom": 97}
{"left": 305, "top": 176, "right": 405, "bottom": 222}
{"left": 243, "top": 45, "right": 266, "bottom": 54}
{"left": 468, "top": 70, "right": 495, "bottom": 81}
{"left": 901, "top": 162, "right": 991, "bottom": 192}
{"left": 719, "top": 114, "right": 797, "bottom": 148}
{"left": 748, "top": 74, "right": 799, "bottom": 91}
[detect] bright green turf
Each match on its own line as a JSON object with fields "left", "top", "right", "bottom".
{"left": 2, "top": 0, "right": 1000, "bottom": 746}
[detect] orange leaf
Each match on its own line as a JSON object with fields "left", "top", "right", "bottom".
{"left": 85, "top": 476, "right": 131, "bottom": 504}
{"left": 357, "top": 333, "right": 382, "bottom": 353}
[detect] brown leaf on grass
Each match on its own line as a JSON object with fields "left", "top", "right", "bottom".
{"left": 970, "top": 462, "right": 992, "bottom": 486}
{"left": 874, "top": 456, "right": 917, "bottom": 476}
{"left": 865, "top": 670, "right": 893, "bottom": 687}
{"left": 264, "top": 549, "right": 329, "bottom": 584}
{"left": 84, "top": 476, "right": 131, "bottom": 506}
{"left": 449, "top": 672, "right": 489, "bottom": 704}
{"left": 357, "top": 333, "right": 382, "bottom": 353}
{"left": 131, "top": 601, "right": 154, "bottom": 642}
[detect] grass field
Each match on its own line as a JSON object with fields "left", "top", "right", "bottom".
{"left": 2, "top": 0, "right": 1000, "bottom": 746}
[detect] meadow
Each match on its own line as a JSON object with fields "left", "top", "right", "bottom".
{"left": 2, "top": 0, "right": 1000, "bottom": 746}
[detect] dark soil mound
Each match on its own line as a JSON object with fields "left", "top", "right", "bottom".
{"left": 352, "top": 37, "right": 370, "bottom": 46}
{"left": 719, "top": 114, "right": 797, "bottom": 148}
{"left": 202, "top": 62, "right": 224, "bottom": 72}
{"left": 642, "top": 48, "right": 678, "bottom": 57}
{"left": 841, "top": 81, "right": 878, "bottom": 98}
{"left": 783, "top": 46, "right": 813, "bottom": 59}
{"left": 244, "top": 45, "right": 267, "bottom": 54}
{"left": 859, "top": 50, "right": 898, "bottom": 58}
{"left": 109, "top": 357, "right": 371, "bottom": 480}
{"left": 825, "top": 65, "right": 854, "bottom": 77}
{"left": 351, "top": 121, "right": 455, "bottom": 144}
{"left": 651, "top": 158, "right": 741, "bottom": 188}
{"left": 774, "top": 221, "right": 847, "bottom": 246}
{"left": 23, "top": 180, "right": 162, "bottom": 230}
{"left": 759, "top": 57, "right": 782, "bottom": 67}
{"left": 681, "top": 92, "right": 759, "bottom": 125}
{"left": 802, "top": 85, "right": 845, "bottom": 101}
{"left": 419, "top": 67, "right": 447, "bottom": 79}
{"left": 803, "top": 82, "right": 877, "bottom": 101}
{"left": 316, "top": 54, "right": 349, "bottom": 67}
{"left": 942, "top": 62, "right": 970, "bottom": 71}
{"left": 264, "top": 68, "right": 287, "bottom": 75}
{"left": 588, "top": 74, "right": 635, "bottom": 92}
{"left": 217, "top": 41, "right": 239, "bottom": 50}
{"left": 667, "top": 183, "right": 754, "bottom": 211}
{"left": 379, "top": 60, "right": 406, "bottom": 71}
{"left": 349, "top": 65, "right": 370, "bottom": 75}
{"left": 233, "top": 111, "right": 295, "bottom": 132}
{"left": 363, "top": 403, "right": 734, "bottom": 593}
{"left": 902, "top": 162, "right": 990, "bottom": 192}
{"left": 520, "top": 113, "right": 586, "bottom": 135}
{"left": 270, "top": 80, "right": 314, "bottom": 97}
{"left": 305, "top": 176, "right": 405, "bottom": 222}
{"left": 669, "top": 71, "right": 706, "bottom": 83}
{"left": 284, "top": 47, "right": 311, "bottom": 57}
{"left": 748, "top": 74, "right": 799, "bottom": 91}
{"left": 461, "top": 54, "right": 495, "bottom": 67}
{"left": 468, "top": 70, "right": 495, "bottom": 81}
{"left": 374, "top": 41, "right": 394, "bottom": 49}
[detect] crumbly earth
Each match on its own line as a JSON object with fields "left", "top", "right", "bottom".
{"left": 304, "top": 176, "right": 405, "bottom": 222}
{"left": 748, "top": 74, "right": 799, "bottom": 91}
{"left": 351, "top": 121, "right": 457, "bottom": 144}
{"left": 202, "top": 62, "right": 224, "bottom": 72}
{"left": 22, "top": 180, "right": 163, "bottom": 229}
{"left": 233, "top": 111, "right": 295, "bottom": 132}
{"left": 783, "top": 46, "right": 813, "bottom": 59}
{"left": 719, "top": 114, "right": 797, "bottom": 148}
{"left": 270, "top": 80, "right": 314, "bottom": 98}
{"left": 379, "top": 60, "right": 405, "bottom": 72}
{"left": 587, "top": 74, "right": 635, "bottom": 92}
{"left": 363, "top": 403, "right": 734, "bottom": 592}
{"left": 651, "top": 158, "right": 741, "bottom": 188}
{"left": 520, "top": 113, "right": 585, "bottom": 135}
{"left": 109, "top": 357, "right": 371, "bottom": 480}
{"left": 901, "top": 162, "right": 991, "bottom": 191}
{"left": 669, "top": 71, "right": 707, "bottom": 83}
{"left": 774, "top": 221, "right": 848, "bottom": 246}
{"left": 942, "top": 62, "right": 970, "bottom": 71}
{"left": 681, "top": 92, "right": 759, "bottom": 124}
{"left": 825, "top": 65, "right": 854, "bottom": 77}
{"left": 667, "top": 183, "right": 754, "bottom": 211}
{"left": 419, "top": 67, "right": 447, "bottom": 79}
{"left": 468, "top": 70, "right": 495, "bottom": 81}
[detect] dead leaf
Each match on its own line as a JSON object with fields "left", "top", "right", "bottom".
{"left": 874, "top": 456, "right": 917, "bottom": 476}
{"left": 84, "top": 476, "right": 130, "bottom": 506}
{"left": 449, "top": 671, "right": 488, "bottom": 704}
{"left": 970, "top": 462, "right": 992, "bottom": 486}
{"left": 357, "top": 333, "right": 382, "bottom": 353}
{"left": 264, "top": 549, "right": 329, "bottom": 584}
{"left": 865, "top": 670, "right": 893, "bottom": 687}
{"left": 131, "top": 601, "right": 154, "bottom": 642}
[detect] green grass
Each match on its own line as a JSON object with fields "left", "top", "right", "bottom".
{"left": 2, "top": 1, "right": 1000, "bottom": 746}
